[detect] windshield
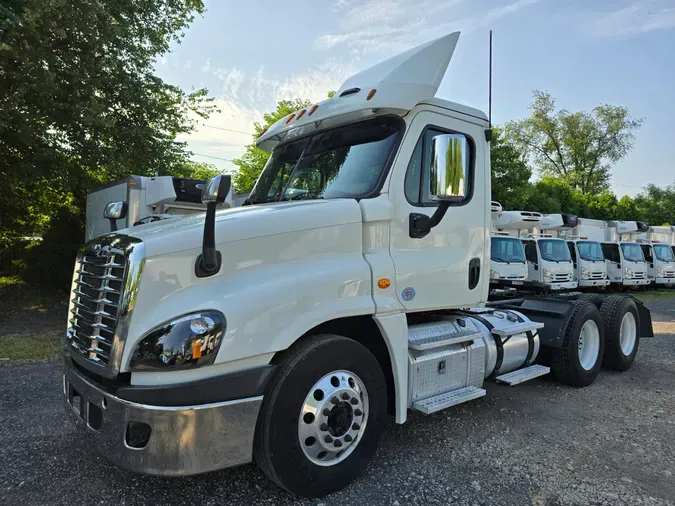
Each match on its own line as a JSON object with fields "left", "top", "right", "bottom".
{"left": 621, "top": 243, "right": 645, "bottom": 263}
{"left": 247, "top": 117, "right": 401, "bottom": 204}
{"left": 491, "top": 237, "right": 526, "bottom": 263}
{"left": 538, "top": 239, "right": 572, "bottom": 263}
{"left": 577, "top": 241, "right": 605, "bottom": 262}
{"left": 654, "top": 244, "right": 675, "bottom": 262}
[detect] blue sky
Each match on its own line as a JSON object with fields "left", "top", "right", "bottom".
{"left": 155, "top": 0, "right": 675, "bottom": 197}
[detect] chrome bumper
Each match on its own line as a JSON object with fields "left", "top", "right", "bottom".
{"left": 63, "top": 361, "right": 262, "bottom": 476}
{"left": 548, "top": 281, "right": 577, "bottom": 290}
{"left": 655, "top": 277, "right": 675, "bottom": 285}
{"left": 623, "top": 279, "right": 650, "bottom": 286}
{"left": 578, "top": 279, "right": 610, "bottom": 287}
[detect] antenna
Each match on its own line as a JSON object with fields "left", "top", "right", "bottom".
{"left": 488, "top": 29, "right": 493, "bottom": 129}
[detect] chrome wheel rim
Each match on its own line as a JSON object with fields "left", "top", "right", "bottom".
{"left": 578, "top": 320, "right": 601, "bottom": 371}
{"left": 619, "top": 312, "right": 637, "bottom": 356}
{"left": 298, "top": 370, "right": 369, "bottom": 466}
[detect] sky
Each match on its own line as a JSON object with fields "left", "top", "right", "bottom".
{"left": 155, "top": 0, "right": 675, "bottom": 198}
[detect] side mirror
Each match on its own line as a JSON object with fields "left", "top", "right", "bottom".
{"left": 104, "top": 201, "right": 128, "bottom": 232}
{"left": 409, "top": 133, "right": 469, "bottom": 239}
{"left": 196, "top": 175, "right": 232, "bottom": 277}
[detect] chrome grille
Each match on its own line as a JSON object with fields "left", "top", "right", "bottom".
{"left": 68, "top": 251, "right": 126, "bottom": 365}
{"left": 633, "top": 272, "right": 646, "bottom": 279}
{"left": 553, "top": 273, "right": 572, "bottom": 282}
{"left": 589, "top": 271, "right": 605, "bottom": 279}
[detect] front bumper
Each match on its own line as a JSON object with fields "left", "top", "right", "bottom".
{"left": 63, "top": 359, "right": 262, "bottom": 476}
{"left": 547, "top": 281, "right": 578, "bottom": 291}
{"left": 578, "top": 279, "right": 610, "bottom": 287}
{"left": 655, "top": 277, "right": 675, "bottom": 285}
{"left": 623, "top": 279, "right": 650, "bottom": 286}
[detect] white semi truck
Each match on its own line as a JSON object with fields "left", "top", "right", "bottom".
{"left": 563, "top": 218, "right": 610, "bottom": 289}
{"left": 62, "top": 32, "right": 654, "bottom": 498}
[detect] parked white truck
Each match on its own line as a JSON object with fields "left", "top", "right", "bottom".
{"left": 489, "top": 204, "right": 530, "bottom": 288}
{"left": 601, "top": 221, "right": 651, "bottom": 288}
{"left": 563, "top": 218, "right": 610, "bottom": 289}
{"left": 62, "top": 32, "right": 654, "bottom": 497}
{"left": 86, "top": 175, "right": 236, "bottom": 241}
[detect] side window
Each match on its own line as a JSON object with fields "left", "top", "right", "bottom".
{"left": 524, "top": 241, "right": 538, "bottom": 263}
{"left": 404, "top": 127, "right": 473, "bottom": 205}
{"left": 567, "top": 242, "right": 577, "bottom": 264}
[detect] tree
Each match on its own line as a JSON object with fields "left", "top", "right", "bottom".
{"left": 633, "top": 183, "right": 675, "bottom": 225}
{"left": 506, "top": 91, "right": 642, "bottom": 194}
{"left": 164, "top": 160, "right": 221, "bottom": 180}
{"left": 0, "top": 0, "right": 213, "bottom": 247}
{"left": 490, "top": 126, "right": 532, "bottom": 210}
{"left": 232, "top": 98, "right": 311, "bottom": 193}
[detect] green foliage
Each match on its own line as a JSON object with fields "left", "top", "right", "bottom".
{"left": 21, "top": 205, "right": 84, "bottom": 289}
{"left": 634, "top": 183, "right": 675, "bottom": 226}
{"left": 0, "top": 0, "right": 212, "bottom": 248}
{"left": 490, "top": 126, "right": 532, "bottom": 210}
{"left": 164, "top": 160, "right": 221, "bottom": 180}
{"left": 506, "top": 91, "right": 642, "bottom": 194}
{"left": 232, "top": 98, "right": 312, "bottom": 193}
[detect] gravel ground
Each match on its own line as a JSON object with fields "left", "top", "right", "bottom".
{"left": 1, "top": 297, "right": 674, "bottom": 506}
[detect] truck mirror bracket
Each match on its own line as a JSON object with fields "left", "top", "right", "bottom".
{"left": 409, "top": 201, "right": 451, "bottom": 239}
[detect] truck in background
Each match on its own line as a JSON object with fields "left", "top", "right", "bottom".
{"left": 636, "top": 226, "right": 675, "bottom": 286}
{"left": 602, "top": 221, "right": 650, "bottom": 288}
{"left": 489, "top": 203, "right": 530, "bottom": 288}
{"left": 61, "top": 31, "right": 655, "bottom": 498}
{"left": 563, "top": 218, "right": 610, "bottom": 289}
{"left": 86, "top": 175, "right": 235, "bottom": 241}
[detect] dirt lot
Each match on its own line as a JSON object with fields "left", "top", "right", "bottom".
{"left": 0, "top": 292, "right": 674, "bottom": 506}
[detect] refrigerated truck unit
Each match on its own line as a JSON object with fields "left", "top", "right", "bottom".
{"left": 489, "top": 204, "right": 530, "bottom": 288}
{"left": 85, "top": 176, "right": 233, "bottom": 241}
{"left": 636, "top": 226, "right": 675, "bottom": 286}
{"left": 562, "top": 218, "right": 610, "bottom": 288}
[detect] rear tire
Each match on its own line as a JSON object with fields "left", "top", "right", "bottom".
{"left": 577, "top": 293, "right": 606, "bottom": 308}
{"left": 600, "top": 295, "right": 640, "bottom": 371}
{"left": 253, "top": 334, "right": 387, "bottom": 498}
{"left": 551, "top": 301, "right": 605, "bottom": 387}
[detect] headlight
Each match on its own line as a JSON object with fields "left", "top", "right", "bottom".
{"left": 490, "top": 270, "right": 500, "bottom": 280}
{"left": 581, "top": 267, "right": 590, "bottom": 280}
{"left": 543, "top": 268, "right": 552, "bottom": 282}
{"left": 658, "top": 267, "right": 666, "bottom": 277}
{"left": 130, "top": 311, "right": 225, "bottom": 371}
{"left": 624, "top": 268, "right": 633, "bottom": 279}
{"left": 522, "top": 272, "right": 528, "bottom": 281}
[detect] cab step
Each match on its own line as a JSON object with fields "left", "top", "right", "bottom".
{"left": 408, "top": 320, "right": 482, "bottom": 351}
{"left": 411, "top": 386, "right": 486, "bottom": 414}
{"left": 495, "top": 365, "right": 550, "bottom": 386}
{"left": 490, "top": 320, "right": 544, "bottom": 337}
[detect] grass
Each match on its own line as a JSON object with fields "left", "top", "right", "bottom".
{"left": 632, "top": 289, "right": 675, "bottom": 302}
{"left": 0, "top": 331, "right": 63, "bottom": 363}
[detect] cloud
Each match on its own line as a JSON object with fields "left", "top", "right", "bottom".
{"left": 180, "top": 62, "right": 354, "bottom": 170}
{"left": 589, "top": 1, "right": 675, "bottom": 38}
{"left": 316, "top": 0, "right": 542, "bottom": 54}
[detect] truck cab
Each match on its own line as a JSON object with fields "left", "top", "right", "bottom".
{"left": 522, "top": 236, "right": 577, "bottom": 290}
{"left": 490, "top": 233, "right": 528, "bottom": 286}
{"left": 640, "top": 242, "right": 675, "bottom": 286}
{"left": 566, "top": 239, "right": 609, "bottom": 288}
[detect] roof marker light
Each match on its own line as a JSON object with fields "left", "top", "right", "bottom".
{"left": 285, "top": 113, "right": 296, "bottom": 124}
{"left": 308, "top": 105, "right": 319, "bottom": 116}
{"left": 296, "top": 109, "right": 306, "bottom": 119}
{"left": 367, "top": 89, "right": 377, "bottom": 100}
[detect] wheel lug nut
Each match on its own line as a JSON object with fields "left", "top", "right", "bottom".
{"left": 341, "top": 393, "right": 350, "bottom": 400}
{"left": 322, "top": 408, "right": 331, "bottom": 416}
{"left": 350, "top": 397, "right": 358, "bottom": 405}
{"left": 331, "top": 396, "right": 339, "bottom": 404}
{"left": 320, "top": 423, "right": 329, "bottom": 431}
{"left": 352, "top": 423, "right": 360, "bottom": 430}
{"left": 354, "top": 409, "right": 362, "bottom": 417}
{"left": 344, "top": 434, "right": 353, "bottom": 442}
{"left": 334, "top": 440, "right": 342, "bottom": 448}
{"left": 324, "top": 435, "right": 333, "bottom": 443}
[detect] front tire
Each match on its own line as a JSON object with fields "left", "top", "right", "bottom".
{"left": 600, "top": 295, "right": 640, "bottom": 371}
{"left": 253, "top": 334, "right": 387, "bottom": 498}
{"left": 551, "top": 301, "right": 605, "bottom": 387}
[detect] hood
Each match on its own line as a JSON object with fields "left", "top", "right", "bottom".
{"left": 112, "top": 199, "right": 364, "bottom": 258}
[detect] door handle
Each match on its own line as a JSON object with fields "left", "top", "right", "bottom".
{"left": 468, "top": 258, "right": 480, "bottom": 290}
